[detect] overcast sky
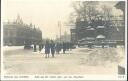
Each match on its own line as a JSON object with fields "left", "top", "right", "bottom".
{"left": 3, "top": 0, "right": 122, "bottom": 39}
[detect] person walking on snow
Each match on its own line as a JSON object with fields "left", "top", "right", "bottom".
{"left": 45, "top": 40, "right": 50, "bottom": 58}
{"left": 50, "top": 40, "right": 55, "bottom": 57}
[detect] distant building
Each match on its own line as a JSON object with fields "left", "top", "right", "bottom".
{"left": 70, "top": 1, "right": 125, "bottom": 45}
{"left": 3, "top": 15, "right": 42, "bottom": 46}
{"left": 70, "top": 17, "right": 124, "bottom": 45}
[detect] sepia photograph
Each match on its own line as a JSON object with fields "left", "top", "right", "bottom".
{"left": 1, "top": 0, "right": 127, "bottom": 80}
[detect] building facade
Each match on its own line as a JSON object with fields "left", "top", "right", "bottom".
{"left": 3, "top": 16, "right": 42, "bottom": 46}
{"left": 70, "top": 15, "right": 125, "bottom": 45}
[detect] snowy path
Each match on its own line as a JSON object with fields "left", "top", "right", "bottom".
{"left": 3, "top": 46, "right": 125, "bottom": 75}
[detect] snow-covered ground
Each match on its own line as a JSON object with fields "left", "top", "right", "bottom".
{"left": 2, "top": 46, "right": 125, "bottom": 75}
{"left": 3, "top": 46, "right": 24, "bottom": 51}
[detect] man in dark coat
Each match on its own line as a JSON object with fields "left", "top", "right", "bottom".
{"left": 55, "top": 42, "right": 60, "bottom": 54}
{"left": 56, "top": 42, "right": 62, "bottom": 54}
{"left": 45, "top": 40, "right": 50, "bottom": 58}
{"left": 39, "top": 42, "right": 42, "bottom": 52}
{"left": 34, "top": 42, "right": 37, "bottom": 52}
{"left": 62, "top": 42, "right": 66, "bottom": 54}
{"left": 50, "top": 40, "right": 55, "bottom": 57}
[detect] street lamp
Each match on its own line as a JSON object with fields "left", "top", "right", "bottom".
{"left": 58, "top": 21, "right": 61, "bottom": 43}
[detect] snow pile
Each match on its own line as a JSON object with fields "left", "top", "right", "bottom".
{"left": 81, "top": 48, "right": 124, "bottom": 66}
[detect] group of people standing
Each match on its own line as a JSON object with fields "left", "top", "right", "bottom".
{"left": 33, "top": 40, "right": 73, "bottom": 58}
{"left": 44, "top": 40, "right": 55, "bottom": 58}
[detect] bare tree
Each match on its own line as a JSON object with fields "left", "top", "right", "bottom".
{"left": 100, "top": 5, "right": 113, "bottom": 25}
{"left": 70, "top": 1, "right": 99, "bottom": 23}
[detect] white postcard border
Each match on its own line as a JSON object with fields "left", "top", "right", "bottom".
{"left": 1, "top": 0, "right": 127, "bottom": 80}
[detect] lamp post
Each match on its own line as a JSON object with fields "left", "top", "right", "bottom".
{"left": 58, "top": 21, "right": 61, "bottom": 43}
